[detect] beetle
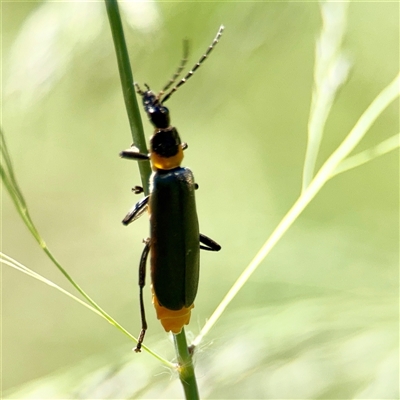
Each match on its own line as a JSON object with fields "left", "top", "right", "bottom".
{"left": 121, "top": 26, "right": 224, "bottom": 352}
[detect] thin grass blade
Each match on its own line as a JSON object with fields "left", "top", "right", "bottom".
{"left": 331, "top": 133, "right": 400, "bottom": 177}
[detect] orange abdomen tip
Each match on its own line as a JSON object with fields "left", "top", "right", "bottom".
{"left": 152, "top": 290, "right": 194, "bottom": 334}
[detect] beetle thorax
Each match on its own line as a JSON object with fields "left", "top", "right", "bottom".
{"left": 150, "top": 128, "right": 184, "bottom": 170}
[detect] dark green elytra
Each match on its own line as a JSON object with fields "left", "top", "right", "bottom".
{"left": 150, "top": 167, "right": 200, "bottom": 310}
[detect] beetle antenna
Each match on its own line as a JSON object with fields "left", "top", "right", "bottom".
{"left": 159, "top": 39, "right": 190, "bottom": 97}
{"left": 161, "top": 25, "right": 224, "bottom": 104}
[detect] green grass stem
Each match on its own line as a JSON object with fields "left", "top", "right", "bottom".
{"left": 104, "top": 0, "right": 151, "bottom": 194}
{"left": 173, "top": 330, "right": 200, "bottom": 400}
{"left": 331, "top": 133, "right": 400, "bottom": 177}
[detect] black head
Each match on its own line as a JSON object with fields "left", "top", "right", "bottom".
{"left": 137, "top": 85, "right": 170, "bottom": 129}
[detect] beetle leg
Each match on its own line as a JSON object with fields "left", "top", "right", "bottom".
{"left": 199, "top": 233, "right": 221, "bottom": 251}
{"left": 120, "top": 146, "right": 150, "bottom": 160}
{"left": 134, "top": 238, "right": 151, "bottom": 353}
{"left": 122, "top": 195, "right": 150, "bottom": 226}
{"left": 132, "top": 185, "right": 144, "bottom": 194}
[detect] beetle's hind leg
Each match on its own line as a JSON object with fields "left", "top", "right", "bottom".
{"left": 134, "top": 238, "right": 151, "bottom": 353}
{"left": 199, "top": 233, "right": 221, "bottom": 251}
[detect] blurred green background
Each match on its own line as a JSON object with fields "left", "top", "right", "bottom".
{"left": 2, "top": 1, "right": 398, "bottom": 399}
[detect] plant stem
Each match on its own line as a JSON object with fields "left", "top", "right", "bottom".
{"left": 174, "top": 329, "right": 200, "bottom": 400}
{"left": 104, "top": 0, "right": 151, "bottom": 194}
{"left": 331, "top": 133, "right": 400, "bottom": 177}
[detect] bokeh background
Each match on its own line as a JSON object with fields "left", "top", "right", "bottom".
{"left": 2, "top": 1, "right": 399, "bottom": 399}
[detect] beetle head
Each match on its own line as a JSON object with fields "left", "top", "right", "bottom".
{"left": 136, "top": 84, "right": 171, "bottom": 129}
